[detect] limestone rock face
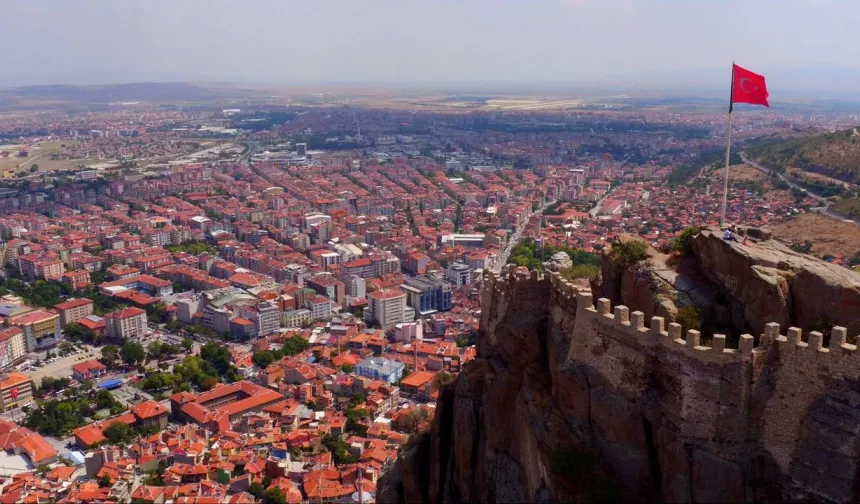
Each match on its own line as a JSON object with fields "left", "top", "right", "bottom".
{"left": 691, "top": 228, "right": 860, "bottom": 336}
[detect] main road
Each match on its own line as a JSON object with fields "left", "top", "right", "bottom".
{"left": 489, "top": 199, "right": 556, "bottom": 273}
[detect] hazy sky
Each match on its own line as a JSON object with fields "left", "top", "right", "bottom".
{"left": 2, "top": 0, "right": 858, "bottom": 87}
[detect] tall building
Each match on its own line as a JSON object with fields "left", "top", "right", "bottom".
{"left": 242, "top": 301, "right": 280, "bottom": 337}
{"left": 401, "top": 274, "right": 452, "bottom": 316}
{"left": 104, "top": 307, "right": 147, "bottom": 340}
{"left": 9, "top": 311, "right": 61, "bottom": 351}
{"left": 343, "top": 274, "right": 366, "bottom": 299}
{"left": 366, "top": 289, "right": 408, "bottom": 329}
{"left": 0, "top": 328, "right": 27, "bottom": 369}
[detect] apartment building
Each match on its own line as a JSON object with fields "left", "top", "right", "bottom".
{"left": 54, "top": 298, "right": 95, "bottom": 328}
{"left": 0, "top": 328, "right": 27, "bottom": 369}
{"left": 366, "top": 289, "right": 408, "bottom": 329}
{"left": 9, "top": 310, "right": 61, "bottom": 351}
{"left": 105, "top": 307, "right": 147, "bottom": 340}
{"left": 282, "top": 309, "right": 313, "bottom": 328}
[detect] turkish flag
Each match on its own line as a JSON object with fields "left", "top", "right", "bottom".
{"left": 10, "top": 388, "right": 18, "bottom": 400}
{"left": 731, "top": 64, "right": 769, "bottom": 108}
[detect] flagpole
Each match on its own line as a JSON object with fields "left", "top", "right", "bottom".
{"left": 720, "top": 63, "right": 735, "bottom": 227}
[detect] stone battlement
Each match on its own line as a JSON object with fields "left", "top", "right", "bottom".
{"left": 483, "top": 268, "right": 859, "bottom": 372}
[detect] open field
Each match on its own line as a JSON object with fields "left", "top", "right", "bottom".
{"left": 770, "top": 213, "right": 860, "bottom": 260}
{"left": 0, "top": 140, "right": 93, "bottom": 176}
{"left": 715, "top": 164, "right": 769, "bottom": 182}
{"left": 485, "top": 98, "right": 583, "bottom": 110}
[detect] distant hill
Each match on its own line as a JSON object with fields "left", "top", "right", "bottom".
{"left": 747, "top": 129, "right": 860, "bottom": 185}
{"left": 0, "top": 82, "right": 258, "bottom": 110}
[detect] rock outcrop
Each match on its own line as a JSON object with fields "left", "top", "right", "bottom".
{"left": 378, "top": 230, "right": 860, "bottom": 504}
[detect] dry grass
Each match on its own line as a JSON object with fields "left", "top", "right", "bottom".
{"left": 770, "top": 213, "right": 860, "bottom": 259}
{"left": 714, "top": 164, "right": 769, "bottom": 182}
{"left": 0, "top": 140, "right": 91, "bottom": 177}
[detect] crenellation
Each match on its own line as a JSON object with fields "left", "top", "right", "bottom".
{"left": 597, "top": 298, "right": 611, "bottom": 316}
{"left": 739, "top": 334, "right": 754, "bottom": 355}
{"left": 686, "top": 329, "right": 701, "bottom": 348}
{"left": 829, "top": 326, "right": 847, "bottom": 350}
{"left": 787, "top": 327, "right": 802, "bottom": 345}
{"left": 808, "top": 331, "right": 824, "bottom": 351}
{"left": 577, "top": 292, "right": 594, "bottom": 312}
{"left": 613, "top": 305, "right": 630, "bottom": 325}
{"left": 668, "top": 322, "right": 682, "bottom": 344}
{"left": 650, "top": 316, "right": 665, "bottom": 337}
{"left": 762, "top": 322, "right": 780, "bottom": 346}
{"left": 713, "top": 334, "right": 726, "bottom": 353}
{"left": 630, "top": 311, "right": 645, "bottom": 330}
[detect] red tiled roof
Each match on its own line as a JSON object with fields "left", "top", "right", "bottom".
{"left": 131, "top": 400, "right": 168, "bottom": 420}
{"left": 54, "top": 298, "right": 94, "bottom": 310}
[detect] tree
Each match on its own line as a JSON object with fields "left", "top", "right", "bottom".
{"left": 252, "top": 350, "right": 275, "bottom": 369}
{"left": 65, "top": 322, "right": 98, "bottom": 344}
{"left": 433, "top": 371, "right": 456, "bottom": 390}
{"left": 181, "top": 338, "right": 194, "bottom": 353}
{"left": 103, "top": 421, "right": 133, "bottom": 445}
{"left": 248, "top": 482, "right": 265, "bottom": 500}
{"left": 147, "top": 341, "right": 163, "bottom": 360}
{"left": 671, "top": 226, "right": 699, "bottom": 255}
{"left": 121, "top": 342, "right": 146, "bottom": 365}
{"left": 101, "top": 344, "right": 120, "bottom": 368}
{"left": 675, "top": 306, "right": 703, "bottom": 335}
{"left": 341, "top": 363, "right": 354, "bottom": 373}
{"left": 610, "top": 240, "right": 649, "bottom": 268}
{"left": 99, "top": 474, "right": 112, "bottom": 488}
{"left": 200, "top": 342, "right": 231, "bottom": 375}
{"left": 262, "top": 488, "right": 287, "bottom": 504}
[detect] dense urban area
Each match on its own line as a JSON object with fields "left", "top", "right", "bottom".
{"left": 0, "top": 90, "right": 857, "bottom": 503}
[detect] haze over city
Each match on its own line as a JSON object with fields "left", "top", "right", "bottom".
{"left": 2, "top": 0, "right": 860, "bottom": 93}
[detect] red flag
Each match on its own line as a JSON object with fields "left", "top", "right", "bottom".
{"left": 10, "top": 388, "right": 18, "bottom": 400}
{"left": 731, "top": 64, "right": 769, "bottom": 109}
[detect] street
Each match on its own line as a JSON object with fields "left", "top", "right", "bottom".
{"left": 739, "top": 152, "right": 857, "bottom": 225}
{"left": 489, "top": 199, "right": 556, "bottom": 273}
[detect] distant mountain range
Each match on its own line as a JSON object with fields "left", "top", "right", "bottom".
{"left": 0, "top": 82, "right": 266, "bottom": 111}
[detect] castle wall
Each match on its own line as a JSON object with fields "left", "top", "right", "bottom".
{"left": 482, "top": 269, "right": 860, "bottom": 503}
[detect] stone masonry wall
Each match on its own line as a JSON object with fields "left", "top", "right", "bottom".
{"left": 510, "top": 269, "right": 860, "bottom": 502}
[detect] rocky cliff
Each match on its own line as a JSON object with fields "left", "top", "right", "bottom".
{"left": 378, "top": 227, "right": 860, "bottom": 504}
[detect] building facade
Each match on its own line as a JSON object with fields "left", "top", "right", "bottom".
{"left": 105, "top": 307, "right": 147, "bottom": 340}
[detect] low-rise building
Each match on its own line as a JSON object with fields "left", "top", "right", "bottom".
{"left": 355, "top": 357, "right": 405, "bottom": 385}
{"left": 71, "top": 360, "right": 107, "bottom": 381}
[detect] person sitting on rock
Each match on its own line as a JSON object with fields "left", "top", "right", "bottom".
{"left": 723, "top": 229, "right": 737, "bottom": 242}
